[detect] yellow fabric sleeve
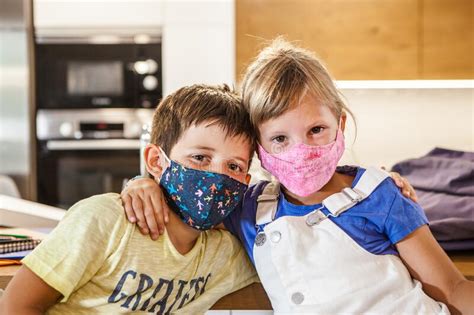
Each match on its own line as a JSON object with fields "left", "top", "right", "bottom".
{"left": 22, "top": 193, "right": 128, "bottom": 302}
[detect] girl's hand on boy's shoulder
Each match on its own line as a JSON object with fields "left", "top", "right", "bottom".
{"left": 121, "top": 177, "right": 169, "bottom": 240}
{"left": 386, "top": 170, "right": 418, "bottom": 202}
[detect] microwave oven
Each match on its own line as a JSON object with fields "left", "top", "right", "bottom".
{"left": 35, "top": 39, "right": 162, "bottom": 109}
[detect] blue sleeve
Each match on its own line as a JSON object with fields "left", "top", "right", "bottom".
{"left": 223, "top": 182, "right": 266, "bottom": 252}
{"left": 223, "top": 199, "right": 244, "bottom": 237}
{"left": 384, "top": 186, "right": 429, "bottom": 244}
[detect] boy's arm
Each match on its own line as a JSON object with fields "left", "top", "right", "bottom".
{"left": 0, "top": 266, "right": 62, "bottom": 314}
{"left": 397, "top": 225, "right": 473, "bottom": 315}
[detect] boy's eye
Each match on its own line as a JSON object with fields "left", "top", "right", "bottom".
{"left": 228, "top": 163, "right": 243, "bottom": 173}
{"left": 192, "top": 155, "right": 208, "bottom": 163}
{"left": 272, "top": 135, "right": 287, "bottom": 143}
{"left": 310, "top": 127, "right": 323, "bottom": 134}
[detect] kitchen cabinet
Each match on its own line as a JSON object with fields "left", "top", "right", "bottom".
{"left": 422, "top": 0, "right": 473, "bottom": 79}
{"left": 236, "top": 0, "right": 473, "bottom": 80}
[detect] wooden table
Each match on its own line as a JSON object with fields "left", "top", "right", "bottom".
{"left": 1, "top": 252, "right": 473, "bottom": 310}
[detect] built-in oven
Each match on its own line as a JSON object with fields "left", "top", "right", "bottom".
{"left": 35, "top": 35, "right": 162, "bottom": 109}
{"left": 36, "top": 109, "right": 153, "bottom": 208}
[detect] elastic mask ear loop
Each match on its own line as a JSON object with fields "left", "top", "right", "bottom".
{"left": 158, "top": 147, "right": 172, "bottom": 176}
{"left": 335, "top": 116, "right": 344, "bottom": 141}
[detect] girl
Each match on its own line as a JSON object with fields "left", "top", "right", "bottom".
{"left": 122, "top": 39, "right": 473, "bottom": 314}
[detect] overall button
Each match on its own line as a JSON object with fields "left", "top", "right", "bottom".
{"left": 255, "top": 232, "right": 266, "bottom": 246}
{"left": 270, "top": 231, "right": 281, "bottom": 243}
{"left": 291, "top": 292, "right": 304, "bottom": 305}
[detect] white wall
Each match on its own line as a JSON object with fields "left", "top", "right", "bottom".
{"left": 339, "top": 85, "right": 474, "bottom": 169}
{"left": 162, "top": 0, "right": 235, "bottom": 94}
{"left": 34, "top": 0, "right": 164, "bottom": 29}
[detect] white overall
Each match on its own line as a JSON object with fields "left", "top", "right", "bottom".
{"left": 253, "top": 167, "right": 448, "bottom": 314}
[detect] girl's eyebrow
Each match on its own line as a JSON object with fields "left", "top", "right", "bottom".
{"left": 266, "top": 129, "right": 288, "bottom": 136}
{"left": 304, "top": 120, "right": 327, "bottom": 129}
{"left": 268, "top": 132, "right": 285, "bottom": 137}
{"left": 191, "top": 145, "right": 215, "bottom": 152}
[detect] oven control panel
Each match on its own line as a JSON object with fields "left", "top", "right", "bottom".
{"left": 37, "top": 108, "right": 153, "bottom": 140}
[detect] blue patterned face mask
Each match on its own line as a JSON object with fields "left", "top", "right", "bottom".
{"left": 159, "top": 152, "right": 248, "bottom": 230}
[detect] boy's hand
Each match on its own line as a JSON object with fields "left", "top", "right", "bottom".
{"left": 387, "top": 170, "right": 418, "bottom": 202}
{"left": 121, "top": 178, "right": 169, "bottom": 240}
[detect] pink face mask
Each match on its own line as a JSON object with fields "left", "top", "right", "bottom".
{"left": 258, "top": 129, "right": 345, "bottom": 197}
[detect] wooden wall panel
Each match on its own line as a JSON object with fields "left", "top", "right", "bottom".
{"left": 236, "top": 0, "right": 473, "bottom": 80}
{"left": 236, "top": 0, "right": 419, "bottom": 81}
{"left": 422, "top": 0, "right": 473, "bottom": 79}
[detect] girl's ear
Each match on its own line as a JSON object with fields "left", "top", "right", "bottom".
{"left": 144, "top": 144, "right": 167, "bottom": 180}
{"left": 340, "top": 112, "right": 347, "bottom": 133}
{"left": 245, "top": 174, "right": 252, "bottom": 185}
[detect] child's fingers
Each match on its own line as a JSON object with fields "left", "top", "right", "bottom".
{"left": 403, "top": 178, "right": 419, "bottom": 202}
{"left": 121, "top": 194, "right": 136, "bottom": 223}
{"left": 160, "top": 191, "right": 169, "bottom": 223}
{"left": 132, "top": 197, "right": 149, "bottom": 235}
{"left": 402, "top": 188, "right": 411, "bottom": 198}
{"left": 143, "top": 196, "right": 160, "bottom": 240}
{"left": 389, "top": 172, "right": 403, "bottom": 188}
{"left": 149, "top": 193, "right": 165, "bottom": 236}
{"left": 163, "top": 197, "right": 169, "bottom": 224}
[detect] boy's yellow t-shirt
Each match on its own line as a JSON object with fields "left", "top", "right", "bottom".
{"left": 22, "top": 193, "right": 257, "bottom": 314}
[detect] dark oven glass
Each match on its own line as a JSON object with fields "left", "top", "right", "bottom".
{"left": 35, "top": 43, "right": 162, "bottom": 109}
{"left": 67, "top": 61, "right": 124, "bottom": 96}
{"left": 37, "top": 142, "right": 140, "bottom": 208}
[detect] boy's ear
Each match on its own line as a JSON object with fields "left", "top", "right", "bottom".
{"left": 340, "top": 112, "right": 347, "bottom": 133}
{"left": 144, "top": 144, "right": 167, "bottom": 180}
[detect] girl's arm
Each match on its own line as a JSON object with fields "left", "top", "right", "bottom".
{"left": 121, "top": 172, "right": 417, "bottom": 238}
{"left": 396, "top": 225, "right": 474, "bottom": 315}
{"left": 121, "top": 177, "right": 170, "bottom": 240}
{"left": 121, "top": 177, "right": 228, "bottom": 236}
{"left": 0, "top": 265, "right": 62, "bottom": 314}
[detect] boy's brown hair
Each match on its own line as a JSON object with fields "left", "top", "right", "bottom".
{"left": 150, "top": 84, "right": 256, "bottom": 156}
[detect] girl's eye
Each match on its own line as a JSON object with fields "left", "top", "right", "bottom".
{"left": 272, "top": 135, "right": 287, "bottom": 143}
{"left": 228, "top": 163, "right": 243, "bottom": 173}
{"left": 310, "top": 127, "right": 323, "bottom": 134}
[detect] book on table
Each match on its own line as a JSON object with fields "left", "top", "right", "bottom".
{"left": 0, "top": 235, "right": 41, "bottom": 254}
{"left": 0, "top": 228, "right": 48, "bottom": 258}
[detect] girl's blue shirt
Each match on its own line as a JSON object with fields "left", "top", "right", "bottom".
{"left": 223, "top": 166, "right": 428, "bottom": 265}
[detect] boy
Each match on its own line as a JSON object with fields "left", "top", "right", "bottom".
{"left": 0, "top": 84, "right": 257, "bottom": 314}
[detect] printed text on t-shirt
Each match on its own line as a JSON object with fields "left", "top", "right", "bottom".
{"left": 108, "top": 269, "right": 212, "bottom": 314}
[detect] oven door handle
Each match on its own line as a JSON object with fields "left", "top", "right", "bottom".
{"left": 46, "top": 139, "right": 140, "bottom": 151}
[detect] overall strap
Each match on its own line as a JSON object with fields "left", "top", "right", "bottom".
{"left": 255, "top": 167, "right": 390, "bottom": 225}
{"left": 256, "top": 181, "right": 280, "bottom": 225}
{"left": 323, "top": 167, "right": 389, "bottom": 217}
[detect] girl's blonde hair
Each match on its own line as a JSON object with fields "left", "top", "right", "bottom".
{"left": 241, "top": 38, "right": 354, "bottom": 129}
